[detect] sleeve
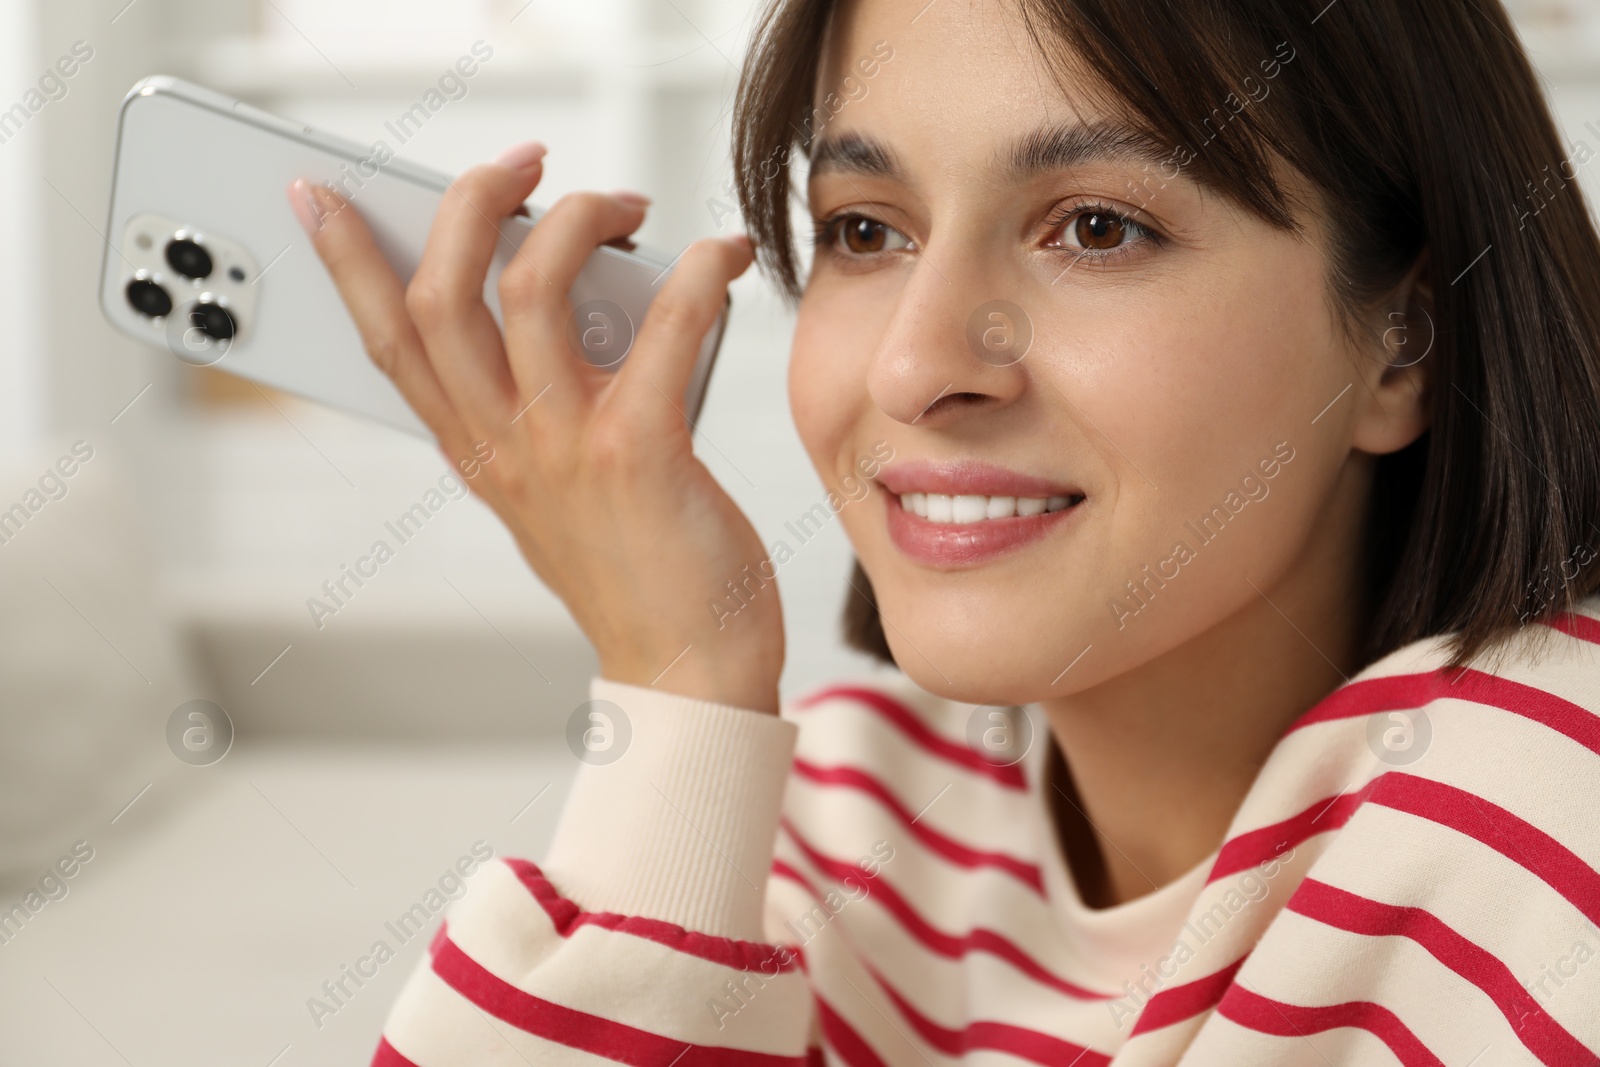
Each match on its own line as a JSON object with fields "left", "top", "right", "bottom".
{"left": 370, "top": 677, "right": 817, "bottom": 1067}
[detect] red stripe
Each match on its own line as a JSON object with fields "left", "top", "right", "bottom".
{"left": 1129, "top": 958, "right": 1246, "bottom": 1036}
{"left": 1215, "top": 662, "right": 1600, "bottom": 882}
{"left": 769, "top": 875, "right": 891, "bottom": 1067}
{"left": 794, "top": 685, "right": 1027, "bottom": 790}
{"left": 370, "top": 1037, "right": 422, "bottom": 1067}
{"left": 1286, "top": 669, "right": 1600, "bottom": 758}
{"left": 1548, "top": 610, "right": 1600, "bottom": 647}
{"left": 814, "top": 994, "right": 891, "bottom": 1067}
{"left": 791, "top": 758, "right": 1044, "bottom": 892}
{"left": 1211, "top": 772, "right": 1600, "bottom": 929}
{"left": 866, "top": 962, "right": 1109, "bottom": 1066}
{"left": 780, "top": 819, "right": 1112, "bottom": 1001}
{"left": 773, "top": 858, "right": 824, "bottom": 898}
{"left": 777, "top": 856, "right": 1107, "bottom": 1066}
{"left": 1289, "top": 879, "right": 1599, "bottom": 1066}
{"left": 1369, "top": 774, "right": 1600, "bottom": 927}
{"left": 429, "top": 926, "right": 809, "bottom": 1066}
{"left": 1209, "top": 792, "right": 1353, "bottom": 884}
{"left": 1217, "top": 986, "right": 1444, "bottom": 1066}
{"left": 503, "top": 857, "right": 798, "bottom": 974}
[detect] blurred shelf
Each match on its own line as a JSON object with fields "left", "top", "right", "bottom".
{"left": 1524, "top": 41, "right": 1600, "bottom": 82}
{"left": 177, "top": 34, "right": 738, "bottom": 99}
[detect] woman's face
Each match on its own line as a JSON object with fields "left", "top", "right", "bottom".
{"left": 790, "top": 0, "right": 1402, "bottom": 705}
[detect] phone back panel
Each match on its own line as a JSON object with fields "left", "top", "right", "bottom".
{"left": 100, "top": 77, "right": 721, "bottom": 438}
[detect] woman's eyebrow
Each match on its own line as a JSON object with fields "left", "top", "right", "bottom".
{"left": 808, "top": 131, "right": 903, "bottom": 181}
{"left": 1003, "top": 120, "right": 1175, "bottom": 179}
{"left": 806, "top": 120, "right": 1174, "bottom": 184}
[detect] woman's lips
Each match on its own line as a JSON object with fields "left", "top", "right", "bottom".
{"left": 877, "top": 460, "right": 1083, "bottom": 499}
{"left": 876, "top": 460, "right": 1086, "bottom": 567}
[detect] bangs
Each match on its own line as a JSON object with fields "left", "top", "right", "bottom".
{"left": 1014, "top": 0, "right": 1303, "bottom": 234}
{"left": 734, "top": 0, "right": 1321, "bottom": 300}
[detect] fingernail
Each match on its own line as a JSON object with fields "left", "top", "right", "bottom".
{"left": 287, "top": 179, "right": 346, "bottom": 233}
{"left": 287, "top": 178, "right": 320, "bottom": 233}
{"left": 612, "top": 190, "right": 651, "bottom": 207}
{"left": 495, "top": 141, "right": 547, "bottom": 171}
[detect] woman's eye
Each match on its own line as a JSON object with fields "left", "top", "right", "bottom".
{"left": 1048, "top": 208, "right": 1149, "bottom": 253}
{"left": 832, "top": 215, "right": 911, "bottom": 255}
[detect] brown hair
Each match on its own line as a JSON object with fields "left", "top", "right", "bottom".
{"left": 732, "top": 0, "right": 1600, "bottom": 670}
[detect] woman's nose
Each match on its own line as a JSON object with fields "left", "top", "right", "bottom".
{"left": 866, "top": 258, "right": 1031, "bottom": 427}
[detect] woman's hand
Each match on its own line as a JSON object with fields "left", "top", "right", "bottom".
{"left": 288, "top": 141, "right": 784, "bottom": 713}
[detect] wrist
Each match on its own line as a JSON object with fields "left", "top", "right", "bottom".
{"left": 599, "top": 651, "right": 781, "bottom": 715}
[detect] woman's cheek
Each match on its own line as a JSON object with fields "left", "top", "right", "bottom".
{"left": 787, "top": 316, "right": 834, "bottom": 468}
{"left": 789, "top": 298, "right": 866, "bottom": 470}
{"left": 1025, "top": 291, "right": 1310, "bottom": 627}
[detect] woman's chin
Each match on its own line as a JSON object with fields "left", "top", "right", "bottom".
{"left": 883, "top": 627, "right": 1098, "bottom": 708}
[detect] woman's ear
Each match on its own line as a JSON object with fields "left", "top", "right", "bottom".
{"left": 1352, "top": 250, "right": 1433, "bottom": 455}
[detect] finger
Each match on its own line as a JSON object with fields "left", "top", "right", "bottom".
{"left": 413, "top": 144, "right": 547, "bottom": 312}
{"left": 610, "top": 234, "right": 753, "bottom": 424}
{"left": 499, "top": 191, "right": 650, "bottom": 395}
{"left": 291, "top": 178, "right": 466, "bottom": 451}
{"left": 405, "top": 146, "right": 550, "bottom": 425}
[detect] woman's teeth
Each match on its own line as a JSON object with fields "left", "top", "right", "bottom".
{"left": 899, "top": 492, "right": 1080, "bottom": 522}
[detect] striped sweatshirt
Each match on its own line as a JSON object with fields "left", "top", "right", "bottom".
{"left": 371, "top": 599, "right": 1600, "bottom": 1065}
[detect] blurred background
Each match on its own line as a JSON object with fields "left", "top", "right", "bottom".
{"left": 0, "top": 0, "right": 1598, "bottom": 1062}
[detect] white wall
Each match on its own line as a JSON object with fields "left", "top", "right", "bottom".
{"left": 0, "top": 0, "right": 45, "bottom": 450}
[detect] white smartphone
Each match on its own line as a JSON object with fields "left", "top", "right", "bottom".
{"left": 99, "top": 76, "right": 728, "bottom": 438}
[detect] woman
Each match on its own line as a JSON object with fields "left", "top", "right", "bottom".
{"left": 288, "top": 0, "right": 1600, "bottom": 1061}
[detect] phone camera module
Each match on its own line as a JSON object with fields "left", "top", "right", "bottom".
{"left": 165, "top": 236, "right": 214, "bottom": 280}
{"left": 189, "top": 298, "right": 236, "bottom": 342}
{"left": 126, "top": 276, "right": 173, "bottom": 319}
{"left": 126, "top": 213, "right": 260, "bottom": 362}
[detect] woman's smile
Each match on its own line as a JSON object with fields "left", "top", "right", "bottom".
{"left": 877, "top": 458, "right": 1087, "bottom": 567}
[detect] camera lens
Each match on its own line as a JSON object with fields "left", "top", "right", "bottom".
{"left": 126, "top": 277, "right": 173, "bottom": 318}
{"left": 165, "top": 237, "right": 213, "bottom": 280}
{"left": 189, "top": 299, "right": 236, "bottom": 342}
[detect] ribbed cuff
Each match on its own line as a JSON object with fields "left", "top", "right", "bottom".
{"left": 541, "top": 677, "right": 798, "bottom": 942}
